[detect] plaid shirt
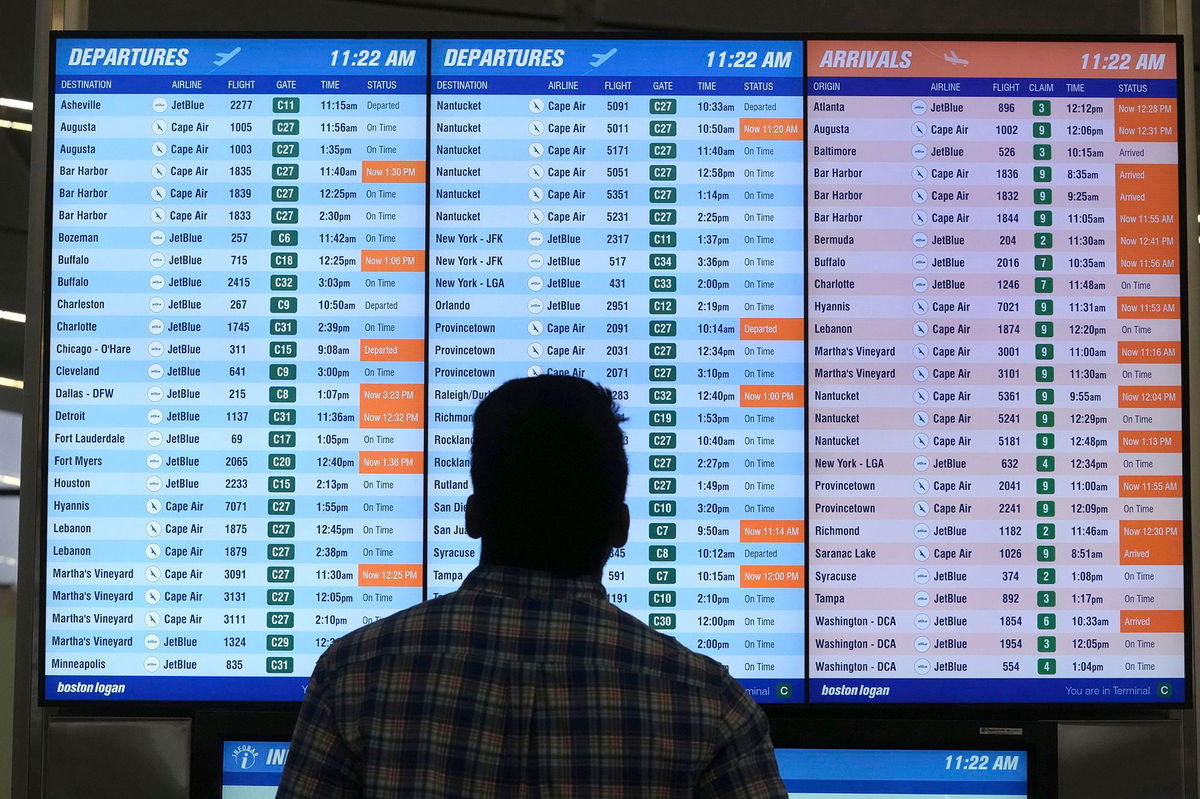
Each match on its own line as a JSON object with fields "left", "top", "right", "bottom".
{"left": 278, "top": 565, "right": 785, "bottom": 798}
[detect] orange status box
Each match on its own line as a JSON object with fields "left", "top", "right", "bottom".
{"left": 740, "top": 520, "right": 804, "bottom": 543}
{"left": 740, "top": 565, "right": 804, "bottom": 589}
{"left": 1120, "top": 610, "right": 1184, "bottom": 634}
{"left": 1114, "top": 98, "right": 1177, "bottom": 142}
{"left": 360, "top": 383, "right": 423, "bottom": 429}
{"left": 1120, "top": 520, "right": 1183, "bottom": 565}
{"left": 1119, "top": 475, "right": 1183, "bottom": 498}
{"left": 1118, "top": 430, "right": 1182, "bottom": 453}
{"left": 740, "top": 385, "right": 803, "bottom": 408}
{"left": 1113, "top": 163, "right": 1180, "bottom": 218}
{"left": 740, "top": 317, "right": 804, "bottom": 340}
{"left": 359, "top": 451, "right": 423, "bottom": 474}
{"left": 739, "top": 117, "right": 803, "bottom": 140}
{"left": 360, "top": 338, "right": 423, "bottom": 361}
{"left": 361, "top": 160, "right": 426, "bottom": 183}
{"left": 361, "top": 249, "right": 425, "bottom": 272}
{"left": 1118, "top": 386, "right": 1182, "bottom": 408}
{"left": 358, "top": 564, "right": 422, "bottom": 587}
{"left": 1117, "top": 341, "right": 1180, "bottom": 364}
{"left": 1116, "top": 297, "right": 1180, "bottom": 319}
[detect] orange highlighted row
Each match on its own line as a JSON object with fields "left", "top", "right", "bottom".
{"left": 740, "top": 520, "right": 804, "bottom": 543}
{"left": 740, "top": 385, "right": 803, "bottom": 408}
{"left": 361, "top": 160, "right": 425, "bottom": 183}
{"left": 358, "top": 564, "right": 422, "bottom": 587}
{"left": 1119, "top": 430, "right": 1182, "bottom": 453}
{"left": 740, "top": 565, "right": 804, "bottom": 589}
{"left": 739, "top": 117, "right": 803, "bottom": 140}
{"left": 1119, "top": 475, "right": 1183, "bottom": 498}
{"left": 1116, "top": 297, "right": 1180, "bottom": 319}
{"left": 361, "top": 249, "right": 425, "bottom": 272}
{"left": 359, "top": 451, "right": 423, "bottom": 474}
{"left": 1117, "top": 341, "right": 1180, "bottom": 364}
{"left": 360, "top": 383, "right": 423, "bottom": 429}
{"left": 1119, "top": 386, "right": 1182, "bottom": 408}
{"left": 360, "top": 339, "right": 423, "bottom": 361}
{"left": 1120, "top": 520, "right": 1183, "bottom": 565}
{"left": 1120, "top": 610, "right": 1183, "bottom": 634}
{"left": 740, "top": 317, "right": 804, "bottom": 340}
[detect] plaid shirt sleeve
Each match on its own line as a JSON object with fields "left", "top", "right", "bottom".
{"left": 693, "top": 686, "right": 787, "bottom": 799}
{"left": 276, "top": 654, "right": 361, "bottom": 799}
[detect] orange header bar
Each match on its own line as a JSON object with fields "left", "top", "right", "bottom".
{"left": 807, "top": 40, "right": 1176, "bottom": 78}
{"left": 358, "top": 564, "right": 422, "bottom": 587}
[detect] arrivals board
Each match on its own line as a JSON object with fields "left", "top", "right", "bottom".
{"left": 41, "top": 35, "right": 1186, "bottom": 706}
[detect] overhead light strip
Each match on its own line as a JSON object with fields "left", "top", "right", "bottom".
{"left": 0, "top": 98, "right": 32, "bottom": 111}
{"left": 0, "top": 310, "right": 25, "bottom": 323}
{"left": 0, "top": 118, "right": 32, "bottom": 132}
{"left": 0, "top": 377, "right": 23, "bottom": 389}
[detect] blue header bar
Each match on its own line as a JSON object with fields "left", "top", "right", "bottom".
{"left": 56, "top": 38, "right": 426, "bottom": 76}
{"left": 432, "top": 38, "right": 803, "bottom": 78}
{"left": 775, "top": 748, "right": 1027, "bottom": 788}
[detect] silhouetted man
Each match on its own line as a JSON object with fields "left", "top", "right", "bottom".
{"left": 279, "top": 375, "right": 785, "bottom": 798}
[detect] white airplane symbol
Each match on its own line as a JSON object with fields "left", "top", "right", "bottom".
{"left": 213, "top": 47, "right": 242, "bottom": 67}
{"left": 943, "top": 50, "right": 969, "bottom": 66}
{"left": 590, "top": 48, "right": 617, "bottom": 68}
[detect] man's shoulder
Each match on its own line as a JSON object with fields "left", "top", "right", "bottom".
{"left": 318, "top": 591, "right": 459, "bottom": 667}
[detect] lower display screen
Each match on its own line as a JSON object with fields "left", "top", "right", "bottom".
{"left": 776, "top": 748, "right": 1028, "bottom": 799}
{"left": 221, "top": 741, "right": 289, "bottom": 799}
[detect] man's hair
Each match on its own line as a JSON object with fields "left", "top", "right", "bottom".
{"left": 470, "top": 375, "right": 628, "bottom": 575}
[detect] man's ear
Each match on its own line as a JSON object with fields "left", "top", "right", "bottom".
{"left": 610, "top": 503, "right": 630, "bottom": 549}
{"left": 465, "top": 494, "right": 482, "bottom": 540}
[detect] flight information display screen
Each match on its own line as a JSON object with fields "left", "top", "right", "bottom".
{"left": 42, "top": 35, "right": 1186, "bottom": 706}
{"left": 775, "top": 748, "right": 1028, "bottom": 798}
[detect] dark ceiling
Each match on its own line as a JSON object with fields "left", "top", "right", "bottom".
{"left": 0, "top": 0, "right": 1194, "bottom": 417}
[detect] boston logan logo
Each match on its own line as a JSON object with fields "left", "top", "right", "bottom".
{"left": 231, "top": 744, "right": 259, "bottom": 770}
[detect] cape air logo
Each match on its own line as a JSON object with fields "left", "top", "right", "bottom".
{"left": 231, "top": 744, "right": 260, "bottom": 770}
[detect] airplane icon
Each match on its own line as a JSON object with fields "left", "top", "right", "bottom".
{"left": 590, "top": 47, "right": 617, "bottom": 68}
{"left": 943, "top": 50, "right": 969, "bottom": 66}
{"left": 213, "top": 47, "right": 242, "bottom": 67}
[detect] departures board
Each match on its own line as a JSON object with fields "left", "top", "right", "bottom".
{"left": 42, "top": 36, "right": 1187, "bottom": 706}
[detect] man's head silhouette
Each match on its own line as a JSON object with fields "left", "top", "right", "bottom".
{"left": 466, "top": 375, "right": 630, "bottom": 577}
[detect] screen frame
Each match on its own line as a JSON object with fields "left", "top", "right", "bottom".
{"left": 768, "top": 717, "right": 1057, "bottom": 799}
{"left": 36, "top": 30, "right": 1191, "bottom": 715}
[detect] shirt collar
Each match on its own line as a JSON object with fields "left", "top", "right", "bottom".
{"left": 460, "top": 564, "right": 609, "bottom": 601}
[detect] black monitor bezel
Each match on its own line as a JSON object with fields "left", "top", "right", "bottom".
{"left": 37, "top": 31, "right": 1191, "bottom": 716}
